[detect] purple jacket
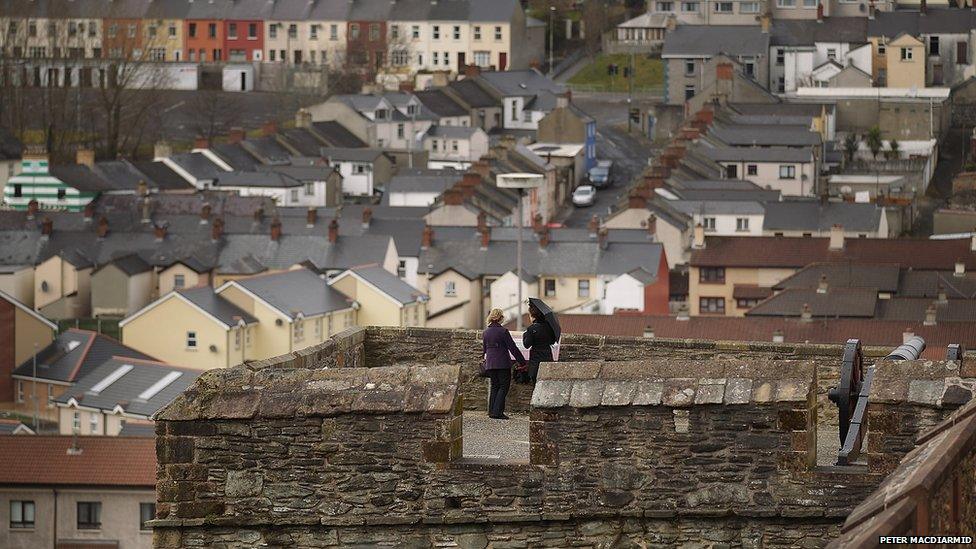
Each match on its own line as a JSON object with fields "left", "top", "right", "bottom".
{"left": 482, "top": 322, "right": 527, "bottom": 370}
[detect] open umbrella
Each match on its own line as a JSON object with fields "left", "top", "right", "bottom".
{"left": 527, "top": 297, "right": 561, "bottom": 343}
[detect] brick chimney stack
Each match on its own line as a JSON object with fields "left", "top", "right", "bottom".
{"left": 816, "top": 2, "right": 824, "bottom": 22}
{"left": 306, "top": 208, "right": 317, "bottom": 228}
{"left": 96, "top": 216, "right": 109, "bottom": 238}
{"left": 422, "top": 224, "right": 434, "bottom": 250}
{"left": 588, "top": 215, "right": 599, "bottom": 238}
{"left": 212, "top": 218, "right": 224, "bottom": 242}
{"left": 228, "top": 127, "right": 246, "bottom": 144}
{"left": 532, "top": 213, "right": 544, "bottom": 234}
{"left": 76, "top": 148, "right": 95, "bottom": 168}
{"left": 328, "top": 218, "right": 339, "bottom": 244}
{"left": 646, "top": 214, "right": 657, "bottom": 239}
{"left": 295, "top": 109, "right": 312, "bottom": 129}
{"left": 361, "top": 207, "right": 373, "bottom": 229}
{"left": 154, "top": 222, "right": 168, "bottom": 242}
{"left": 628, "top": 191, "right": 647, "bottom": 209}
{"left": 262, "top": 120, "right": 278, "bottom": 136}
{"left": 829, "top": 224, "right": 844, "bottom": 251}
{"left": 137, "top": 179, "right": 148, "bottom": 197}
{"left": 253, "top": 207, "right": 264, "bottom": 224}
{"left": 539, "top": 227, "right": 551, "bottom": 249}
{"left": 199, "top": 202, "right": 212, "bottom": 225}
{"left": 41, "top": 217, "right": 53, "bottom": 238}
{"left": 83, "top": 202, "right": 95, "bottom": 222}
{"left": 920, "top": 0, "right": 927, "bottom": 14}
{"left": 270, "top": 217, "right": 282, "bottom": 241}
{"left": 193, "top": 136, "right": 210, "bottom": 150}
{"left": 693, "top": 223, "right": 705, "bottom": 249}
{"left": 141, "top": 196, "right": 152, "bottom": 224}
{"left": 27, "top": 199, "right": 38, "bottom": 219}
{"left": 598, "top": 228, "right": 609, "bottom": 250}
{"left": 477, "top": 211, "right": 487, "bottom": 233}
{"left": 480, "top": 227, "right": 490, "bottom": 250}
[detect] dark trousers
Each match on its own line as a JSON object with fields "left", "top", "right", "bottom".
{"left": 488, "top": 368, "right": 512, "bottom": 417}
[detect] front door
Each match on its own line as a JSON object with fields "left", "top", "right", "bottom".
{"left": 499, "top": 52, "right": 507, "bottom": 71}
{"left": 725, "top": 165, "right": 738, "bottom": 179}
{"left": 458, "top": 51, "right": 466, "bottom": 71}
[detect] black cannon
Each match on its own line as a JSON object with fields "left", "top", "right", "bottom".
{"left": 884, "top": 336, "right": 926, "bottom": 361}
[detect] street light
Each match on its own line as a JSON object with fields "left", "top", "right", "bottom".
{"left": 548, "top": 6, "right": 556, "bottom": 76}
{"left": 497, "top": 173, "right": 545, "bottom": 330}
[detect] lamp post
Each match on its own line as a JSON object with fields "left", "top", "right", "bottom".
{"left": 497, "top": 173, "right": 544, "bottom": 330}
{"left": 548, "top": 6, "right": 556, "bottom": 76}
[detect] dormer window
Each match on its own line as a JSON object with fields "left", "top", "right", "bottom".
{"left": 375, "top": 108, "right": 388, "bottom": 120}
{"left": 407, "top": 104, "right": 416, "bottom": 115}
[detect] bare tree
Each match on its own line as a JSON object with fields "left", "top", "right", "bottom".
{"left": 187, "top": 91, "right": 244, "bottom": 142}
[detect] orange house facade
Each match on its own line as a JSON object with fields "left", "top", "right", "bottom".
{"left": 184, "top": 19, "right": 224, "bottom": 62}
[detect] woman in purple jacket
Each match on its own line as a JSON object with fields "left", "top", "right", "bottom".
{"left": 482, "top": 308, "right": 527, "bottom": 420}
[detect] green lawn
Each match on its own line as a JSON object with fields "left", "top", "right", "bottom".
{"left": 568, "top": 53, "right": 664, "bottom": 92}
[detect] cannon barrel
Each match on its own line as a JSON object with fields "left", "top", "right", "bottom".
{"left": 885, "top": 336, "right": 926, "bottom": 361}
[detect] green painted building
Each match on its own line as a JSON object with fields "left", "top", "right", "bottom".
{"left": 2, "top": 157, "right": 99, "bottom": 212}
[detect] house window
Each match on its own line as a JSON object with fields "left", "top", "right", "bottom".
{"left": 878, "top": 68, "right": 887, "bottom": 86}
{"left": 412, "top": 25, "right": 420, "bottom": 39}
{"left": 682, "top": 1, "right": 699, "bottom": 10}
{"left": 228, "top": 23, "right": 237, "bottom": 39}
{"left": 294, "top": 320, "right": 304, "bottom": 342}
{"left": 776, "top": 0, "right": 796, "bottom": 6}
{"left": 685, "top": 60, "right": 695, "bottom": 76}
{"left": 684, "top": 85, "right": 695, "bottom": 100}
{"left": 391, "top": 25, "right": 399, "bottom": 40}
{"left": 290, "top": 189, "right": 299, "bottom": 202}
{"left": 725, "top": 164, "right": 738, "bottom": 178}
{"left": 248, "top": 23, "right": 257, "bottom": 39}
{"left": 451, "top": 141, "right": 459, "bottom": 152}
{"left": 89, "top": 413, "right": 98, "bottom": 434}
{"left": 445, "top": 281, "right": 457, "bottom": 297}
{"left": 29, "top": 22, "right": 38, "bottom": 37}
{"left": 544, "top": 279, "right": 556, "bottom": 297}
{"left": 148, "top": 25, "right": 157, "bottom": 38}
{"left": 453, "top": 25, "right": 460, "bottom": 40}
{"left": 72, "top": 411, "right": 80, "bottom": 432}
{"left": 140, "top": 503, "right": 155, "bottom": 531}
{"left": 15, "top": 380, "right": 23, "bottom": 403}
{"left": 827, "top": 48, "right": 836, "bottom": 60}
{"left": 10, "top": 501, "right": 35, "bottom": 529}
{"left": 397, "top": 260, "right": 407, "bottom": 278}
{"left": 740, "top": 2, "right": 760, "bottom": 12}
{"left": 442, "top": 51, "right": 450, "bottom": 65}
{"left": 958, "top": 41, "right": 969, "bottom": 64}
{"left": 13, "top": 184, "right": 21, "bottom": 197}
{"left": 288, "top": 24, "right": 297, "bottom": 39}
{"left": 474, "top": 51, "right": 490, "bottom": 66}
{"left": 578, "top": 280, "right": 590, "bottom": 298}
{"left": 779, "top": 165, "right": 796, "bottom": 179}
{"left": 702, "top": 217, "right": 716, "bottom": 231}
{"left": 776, "top": 48, "right": 784, "bottom": 65}
{"left": 929, "top": 36, "right": 939, "bottom": 56}
{"left": 736, "top": 217, "right": 750, "bottom": 232}
{"left": 714, "top": 2, "right": 733, "bottom": 12}
{"left": 309, "top": 24, "right": 319, "bottom": 40}
{"left": 744, "top": 61, "right": 755, "bottom": 77}
{"left": 233, "top": 329, "right": 241, "bottom": 350}
{"left": 330, "top": 24, "right": 338, "bottom": 40}
{"left": 656, "top": 1, "right": 674, "bottom": 10}
{"left": 432, "top": 25, "right": 440, "bottom": 40}
{"left": 173, "top": 274, "right": 185, "bottom": 289}
{"left": 474, "top": 26, "right": 481, "bottom": 40}
{"left": 47, "top": 384, "right": 53, "bottom": 406}
{"left": 128, "top": 24, "right": 137, "bottom": 38}
{"left": 901, "top": 47, "right": 913, "bottom": 61}
{"left": 737, "top": 298, "right": 760, "bottom": 309}
{"left": 245, "top": 327, "right": 252, "bottom": 347}
{"left": 305, "top": 182, "right": 314, "bottom": 196}
{"left": 369, "top": 24, "right": 379, "bottom": 41}
{"left": 431, "top": 140, "right": 439, "bottom": 152}
{"left": 494, "top": 26, "right": 502, "bottom": 41}
{"left": 699, "top": 267, "right": 725, "bottom": 283}
{"left": 186, "top": 331, "right": 197, "bottom": 349}
{"left": 208, "top": 23, "right": 217, "bottom": 38}
{"left": 77, "top": 502, "right": 101, "bottom": 530}
{"left": 699, "top": 297, "right": 726, "bottom": 314}
{"left": 269, "top": 24, "right": 277, "bottom": 39}
{"left": 747, "top": 164, "right": 758, "bottom": 176}
{"left": 777, "top": 76, "right": 786, "bottom": 93}
{"left": 397, "top": 123, "right": 405, "bottom": 138}
{"left": 878, "top": 42, "right": 886, "bottom": 55}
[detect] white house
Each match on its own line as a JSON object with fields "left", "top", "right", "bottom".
{"left": 211, "top": 171, "right": 330, "bottom": 207}
{"left": 770, "top": 20, "right": 873, "bottom": 94}
{"left": 476, "top": 69, "right": 565, "bottom": 130}
{"left": 701, "top": 146, "right": 817, "bottom": 196}
{"left": 423, "top": 126, "right": 490, "bottom": 170}
{"left": 321, "top": 148, "right": 394, "bottom": 197}
{"left": 660, "top": 198, "right": 767, "bottom": 236}
{"left": 385, "top": 168, "right": 459, "bottom": 207}
{"left": 602, "top": 269, "right": 657, "bottom": 314}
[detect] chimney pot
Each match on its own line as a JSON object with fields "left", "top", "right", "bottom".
{"left": 270, "top": 217, "right": 283, "bottom": 241}
{"left": 924, "top": 303, "right": 937, "bottom": 325}
{"left": 361, "top": 207, "right": 373, "bottom": 229}
{"left": 539, "top": 227, "right": 551, "bottom": 249}
{"left": 83, "top": 202, "right": 95, "bottom": 222}
{"left": 955, "top": 259, "right": 966, "bottom": 277}
{"left": 253, "top": 207, "right": 264, "bottom": 223}
{"left": 828, "top": 224, "right": 845, "bottom": 251}
{"left": 193, "top": 136, "right": 209, "bottom": 150}
{"left": 692, "top": 223, "right": 705, "bottom": 249}
{"left": 800, "top": 303, "right": 812, "bottom": 322}
{"left": 137, "top": 180, "right": 148, "bottom": 197}
{"left": 295, "top": 109, "right": 312, "bottom": 129}
{"left": 532, "top": 213, "right": 544, "bottom": 234}
{"left": 903, "top": 329, "right": 915, "bottom": 343}
{"left": 817, "top": 274, "right": 828, "bottom": 294}
{"left": 141, "top": 196, "right": 152, "bottom": 224}
{"left": 646, "top": 215, "right": 657, "bottom": 240}
{"left": 96, "top": 216, "right": 109, "bottom": 238}
{"left": 676, "top": 303, "right": 690, "bottom": 320}
{"left": 328, "top": 218, "right": 339, "bottom": 244}
{"left": 772, "top": 329, "right": 785, "bottom": 343}
{"left": 228, "top": 127, "right": 246, "bottom": 144}
{"left": 422, "top": 224, "right": 434, "bottom": 249}
{"left": 643, "top": 326, "right": 655, "bottom": 338}
{"left": 76, "top": 148, "right": 95, "bottom": 168}
{"left": 27, "top": 199, "right": 39, "bottom": 219}
{"left": 40, "top": 216, "right": 53, "bottom": 237}
{"left": 154, "top": 222, "right": 168, "bottom": 241}
{"left": 480, "top": 226, "right": 490, "bottom": 249}
{"left": 199, "top": 202, "right": 212, "bottom": 224}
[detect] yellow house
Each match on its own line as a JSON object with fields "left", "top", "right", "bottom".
{"left": 34, "top": 250, "right": 93, "bottom": 319}
{"left": 217, "top": 268, "right": 358, "bottom": 358}
{"left": 156, "top": 259, "right": 212, "bottom": 298}
{"left": 142, "top": 15, "right": 185, "bottom": 62}
{"left": 1, "top": 289, "right": 56, "bottom": 407}
{"left": 424, "top": 268, "right": 483, "bottom": 329}
{"left": 119, "top": 286, "right": 258, "bottom": 370}
{"left": 328, "top": 265, "right": 427, "bottom": 327}
{"left": 885, "top": 33, "right": 925, "bottom": 89}
{"left": 0, "top": 265, "right": 35, "bottom": 307}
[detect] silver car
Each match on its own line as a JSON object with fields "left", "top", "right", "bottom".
{"left": 572, "top": 185, "right": 597, "bottom": 207}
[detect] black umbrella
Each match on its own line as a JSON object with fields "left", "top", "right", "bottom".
{"left": 527, "top": 297, "right": 561, "bottom": 342}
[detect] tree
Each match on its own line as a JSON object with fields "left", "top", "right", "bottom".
{"left": 843, "top": 133, "right": 860, "bottom": 166}
{"left": 866, "top": 126, "right": 883, "bottom": 160}
{"left": 187, "top": 91, "right": 244, "bottom": 142}
{"left": 886, "top": 138, "right": 900, "bottom": 160}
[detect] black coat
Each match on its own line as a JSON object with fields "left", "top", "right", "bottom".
{"left": 523, "top": 320, "right": 555, "bottom": 366}
{"left": 483, "top": 322, "right": 526, "bottom": 370}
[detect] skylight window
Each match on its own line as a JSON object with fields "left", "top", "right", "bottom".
{"left": 88, "top": 364, "right": 134, "bottom": 395}
{"left": 66, "top": 340, "right": 81, "bottom": 352}
{"left": 137, "top": 371, "right": 183, "bottom": 401}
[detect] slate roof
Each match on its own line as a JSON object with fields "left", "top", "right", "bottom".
{"left": 708, "top": 123, "right": 822, "bottom": 147}
{"left": 477, "top": 69, "right": 565, "bottom": 98}
{"left": 877, "top": 298, "right": 976, "bottom": 323}
{"left": 312, "top": 121, "right": 368, "bottom": 148}
{"left": 0, "top": 435, "right": 156, "bottom": 486}
{"left": 700, "top": 146, "right": 814, "bottom": 163}
{"left": 91, "top": 160, "right": 150, "bottom": 192}
{"left": 868, "top": 8, "right": 976, "bottom": 37}
{"left": 898, "top": 271, "right": 976, "bottom": 299}
{"left": 168, "top": 152, "right": 225, "bottom": 180}
{"left": 242, "top": 137, "right": 292, "bottom": 164}
{"left": 762, "top": 201, "right": 883, "bottom": 232}
{"left": 426, "top": 125, "right": 481, "bottom": 139}
{"left": 414, "top": 89, "right": 470, "bottom": 118}
{"left": 746, "top": 288, "right": 879, "bottom": 317}
{"left": 770, "top": 18, "right": 869, "bottom": 47}
{"left": 92, "top": 253, "right": 152, "bottom": 276}
{"left": 773, "top": 263, "right": 902, "bottom": 292}
{"left": 691, "top": 236, "right": 976, "bottom": 270}
{"left": 217, "top": 232, "right": 393, "bottom": 273}
{"left": 210, "top": 143, "right": 261, "bottom": 171}
{"left": 215, "top": 171, "right": 304, "bottom": 188}
{"left": 345, "top": 264, "right": 425, "bottom": 305}
{"left": 129, "top": 161, "right": 193, "bottom": 191}
{"left": 662, "top": 25, "right": 769, "bottom": 58}
{"left": 234, "top": 268, "right": 352, "bottom": 317}
{"left": 447, "top": 79, "right": 498, "bottom": 108}
{"left": 279, "top": 128, "right": 327, "bottom": 157}
{"left": 177, "top": 285, "right": 257, "bottom": 326}
{"left": 0, "top": 127, "right": 23, "bottom": 161}
{"left": 49, "top": 165, "right": 114, "bottom": 193}
{"left": 668, "top": 200, "right": 766, "bottom": 216}
{"left": 13, "top": 329, "right": 155, "bottom": 383}
{"left": 387, "top": 169, "right": 459, "bottom": 194}
{"left": 321, "top": 147, "right": 387, "bottom": 162}
{"left": 55, "top": 357, "right": 200, "bottom": 418}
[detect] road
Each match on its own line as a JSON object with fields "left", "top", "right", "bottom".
{"left": 558, "top": 96, "right": 659, "bottom": 227}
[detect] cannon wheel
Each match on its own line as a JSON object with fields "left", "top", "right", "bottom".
{"left": 835, "top": 339, "right": 864, "bottom": 445}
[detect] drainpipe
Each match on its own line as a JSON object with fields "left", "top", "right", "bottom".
{"left": 52, "top": 488, "right": 58, "bottom": 549}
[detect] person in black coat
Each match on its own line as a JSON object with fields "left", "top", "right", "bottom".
{"left": 521, "top": 303, "right": 555, "bottom": 383}
{"left": 482, "top": 308, "right": 526, "bottom": 420}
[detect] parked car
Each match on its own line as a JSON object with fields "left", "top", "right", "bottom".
{"left": 572, "top": 185, "right": 597, "bottom": 207}
{"left": 587, "top": 160, "right": 614, "bottom": 188}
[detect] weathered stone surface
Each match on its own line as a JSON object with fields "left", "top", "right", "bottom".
{"left": 632, "top": 381, "right": 664, "bottom": 405}
{"left": 226, "top": 471, "right": 263, "bottom": 498}
{"left": 569, "top": 380, "right": 604, "bottom": 408}
{"left": 602, "top": 381, "right": 637, "bottom": 406}
{"left": 724, "top": 378, "right": 753, "bottom": 405}
{"left": 530, "top": 381, "right": 572, "bottom": 408}
{"left": 907, "top": 380, "right": 945, "bottom": 406}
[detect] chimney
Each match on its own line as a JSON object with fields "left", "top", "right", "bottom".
{"left": 193, "top": 136, "right": 210, "bottom": 150}
{"left": 471, "top": 160, "right": 490, "bottom": 179}
{"left": 539, "top": 227, "right": 550, "bottom": 249}
{"left": 759, "top": 13, "right": 770, "bottom": 33}
{"left": 588, "top": 215, "right": 599, "bottom": 238}
{"left": 477, "top": 211, "right": 487, "bottom": 233}
{"left": 83, "top": 202, "right": 95, "bottom": 222}
{"left": 40, "top": 217, "right": 53, "bottom": 238}
{"left": 443, "top": 188, "right": 463, "bottom": 205}
{"left": 646, "top": 215, "right": 657, "bottom": 240}
{"left": 96, "top": 216, "right": 109, "bottom": 238}
{"left": 137, "top": 179, "right": 148, "bottom": 197}
{"left": 772, "top": 329, "right": 785, "bottom": 343}
{"left": 463, "top": 64, "right": 481, "bottom": 78}
{"left": 295, "top": 109, "right": 312, "bottom": 129}
{"left": 141, "top": 196, "right": 152, "bottom": 224}
{"left": 938, "top": 284, "right": 948, "bottom": 304}
{"left": 924, "top": 303, "right": 937, "bottom": 326}
{"left": 480, "top": 227, "right": 490, "bottom": 250}
{"left": 628, "top": 192, "right": 647, "bottom": 209}
{"left": 920, "top": 0, "right": 927, "bottom": 14}
{"left": 361, "top": 207, "right": 373, "bottom": 229}
{"left": 462, "top": 172, "right": 481, "bottom": 189}
{"left": 270, "top": 217, "right": 282, "bottom": 241}
{"left": 153, "top": 141, "right": 172, "bottom": 160}
{"left": 828, "top": 224, "right": 844, "bottom": 251}
{"left": 955, "top": 259, "right": 966, "bottom": 277}
{"left": 970, "top": 230, "right": 976, "bottom": 252}
{"left": 27, "top": 199, "right": 39, "bottom": 219}
{"left": 154, "top": 222, "right": 168, "bottom": 242}
{"left": 262, "top": 120, "right": 278, "bottom": 136}
{"left": 716, "top": 62, "right": 734, "bottom": 81}
{"left": 306, "top": 208, "right": 317, "bottom": 228}
{"left": 816, "top": 2, "right": 824, "bottom": 22}
{"left": 422, "top": 224, "right": 434, "bottom": 250}
{"left": 665, "top": 14, "right": 677, "bottom": 31}
{"left": 211, "top": 218, "right": 224, "bottom": 242}
{"left": 556, "top": 94, "right": 569, "bottom": 109}
{"left": 643, "top": 325, "right": 655, "bottom": 338}
{"left": 328, "top": 218, "right": 339, "bottom": 244}
{"left": 253, "top": 207, "right": 264, "bottom": 224}
{"left": 598, "top": 228, "right": 609, "bottom": 250}
{"left": 199, "top": 202, "right": 212, "bottom": 225}
{"left": 903, "top": 329, "right": 915, "bottom": 343}
{"left": 817, "top": 274, "right": 828, "bottom": 294}
{"left": 76, "top": 148, "right": 95, "bottom": 168}
{"left": 692, "top": 223, "right": 705, "bottom": 249}
{"left": 800, "top": 303, "right": 812, "bottom": 322}
{"left": 868, "top": 0, "right": 876, "bottom": 19}
{"left": 676, "top": 302, "right": 690, "bottom": 321}
{"left": 228, "top": 127, "right": 246, "bottom": 144}
{"left": 532, "top": 213, "right": 544, "bottom": 234}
